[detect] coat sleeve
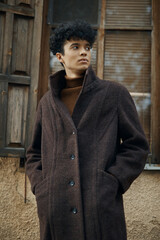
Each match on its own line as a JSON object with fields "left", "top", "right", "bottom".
{"left": 107, "top": 85, "right": 149, "bottom": 194}
{"left": 25, "top": 102, "right": 43, "bottom": 194}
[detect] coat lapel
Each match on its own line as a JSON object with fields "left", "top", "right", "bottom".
{"left": 49, "top": 66, "right": 98, "bottom": 129}
{"left": 71, "top": 66, "right": 99, "bottom": 128}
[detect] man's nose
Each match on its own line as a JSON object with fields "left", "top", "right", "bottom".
{"left": 80, "top": 48, "right": 87, "bottom": 55}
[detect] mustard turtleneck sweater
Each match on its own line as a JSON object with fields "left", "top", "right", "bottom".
{"left": 60, "top": 76, "right": 84, "bottom": 115}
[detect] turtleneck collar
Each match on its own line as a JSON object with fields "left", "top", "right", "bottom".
{"left": 49, "top": 66, "right": 98, "bottom": 96}
{"left": 64, "top": 76, "right": 84, "bottom": 88}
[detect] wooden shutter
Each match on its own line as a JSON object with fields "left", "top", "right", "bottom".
{"left": 104, "top": 30, "right": 151, "bottom": 143}
{"left": 104, "top": 31, "right": 151, "bottom": 92}
{"left": 0, "top": 1, "right": 44, "bottom": 157}
{"left": 105, "top": 0, "right": 152, "bottom": 28}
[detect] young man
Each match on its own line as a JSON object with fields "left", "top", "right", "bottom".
{"left": 26, "top": 20, "right": 149, "bottom": 240}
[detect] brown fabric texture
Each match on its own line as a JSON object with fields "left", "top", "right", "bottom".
{"left": 26, "top": 66, "right": 149, "bottom": 240}
{"left": 60, "top": 77, "right": 83, "bottom": 115}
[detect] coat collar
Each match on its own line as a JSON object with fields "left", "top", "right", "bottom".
{"left": 49, "top": 65, "right": 98, "bottom": 97}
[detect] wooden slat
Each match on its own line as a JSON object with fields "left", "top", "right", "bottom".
{"left": 0, "top": 82, "right": 8, "bottom": 147}
{"left": 11, "top": 15, "right": 33, "bottom": 75}
{"left": 37, "top": 0, "right": 50, "bottom": 102}
{"left": 16, "top": 0, "right": 32, "bottom": 6}
{"left": 2, "top": 12, "right": 14, "bottom": 74}
{"left": 25, "top": 0, "right": 44, "bottom": 148}
{"left": 105, "top": 26, "right": 153, "bottom": 30}
{"left": 22, "top": 85, "right": 28, "bottom": 145}
{"left": 97, "top": 0, "right": 106, "bottom": 79}
{"left": 6, "top": 85, "right": 29, "bottom": 146}
{"left": 105, "top": 0, "right": 152, "bottom": 28}
{"left": 0, "top": 147, "right": 25, "bottom": 157}
{"left": 0, "top": 74, "right": 31, "bottom": 85}
{"left": 7, "top": 85, "right": 23, "bottom": 145}
{"left": 104, "top": 30, "right": 151, "bottom": 93}
{"left": 0, "top": 3, "right": 34, "bottom": 16}
{"left": 0, "top": 13, "right": 5, "bottom": 73}
{"left": 151, "top": 0, "right": 160, "bottom": 163}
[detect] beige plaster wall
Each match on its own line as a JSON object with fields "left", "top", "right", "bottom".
{"left": 0, "top": 157, "right": 160, "bottom": 240}
{"left": 124, "top": 171, "right": 160, "bottom": 240}
{"left": 0, "top": 158, "right": 39, "bottom": 240}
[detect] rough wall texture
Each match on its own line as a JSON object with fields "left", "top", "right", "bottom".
{"left": 124, "top": 171, "right": 160, "bottom": 240}
{"left": 0, "top": 158, "right": 39, "bottom": 240}
{"left": 0, "top": 157, "right": 160, "bottom": 240}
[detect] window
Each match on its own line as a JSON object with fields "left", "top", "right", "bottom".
{"left": 47, "top": 0, "right": 99, "bottom": 26}
{"left": 48, "top": 0, "right": 160, "bottom": 167}
{"left": 103, "top": 0, "right": 152, "bottom": 159}
{"left": 101, "top": 0, "right": 157, "bottom": 168}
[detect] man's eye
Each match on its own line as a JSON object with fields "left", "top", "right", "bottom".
{"left": 73, "top": 46, "right": 78, "bottom": 50}
{"left": 86, "top": 46, "right": 91, "bottom": 51}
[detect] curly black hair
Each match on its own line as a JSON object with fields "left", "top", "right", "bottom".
{"left": 50, "top": 20, "right": 96, "bottom": 55}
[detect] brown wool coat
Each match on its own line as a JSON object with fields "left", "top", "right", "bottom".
{"left": 26, "top": 66, "right": 149, "bottom": 240}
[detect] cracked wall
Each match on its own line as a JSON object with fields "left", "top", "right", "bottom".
{"left": 0, "top": 157, "right": 160, "bottom": 240}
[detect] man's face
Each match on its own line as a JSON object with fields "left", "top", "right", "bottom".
{"left": 56, "top": 39, "right": 91, "bottom": 77}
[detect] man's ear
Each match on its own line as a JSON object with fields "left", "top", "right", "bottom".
{"left": 56, "top": 52, "right": 64, "bottom": 64}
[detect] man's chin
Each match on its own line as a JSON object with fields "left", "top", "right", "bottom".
{"left": 78, "top": 65, "right": 89, "bottom": 72}
{"left": 77, "top": 68, "right": 88, "bottom": 75}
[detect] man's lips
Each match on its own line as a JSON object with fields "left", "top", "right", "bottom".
{"left": 78, "top": 59, "right": 88, "bottom": 63}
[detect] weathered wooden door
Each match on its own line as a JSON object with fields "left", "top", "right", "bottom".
{"left": 0, "top": 0, "right": 44, "bottom": 157}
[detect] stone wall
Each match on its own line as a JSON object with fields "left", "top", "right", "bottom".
{"left": 0, "top": 157, "right": 160, "bottom": 240}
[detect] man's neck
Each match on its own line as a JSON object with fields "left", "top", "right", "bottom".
{"left": 65, "top": 69, "right": 86, "bottom": 79}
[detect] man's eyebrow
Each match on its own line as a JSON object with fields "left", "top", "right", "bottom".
{"left": 69, "top": 43, "right": 91, "bottom": 47}
{"left": 70, "top": 43, "right": 80, "bottom": 47}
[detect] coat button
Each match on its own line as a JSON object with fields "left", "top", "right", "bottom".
{"left": 69, "top": 180, "right": 75, "bottom": 186}
{"left": 70, "top": 154, "right": 75, "bottom": 160}
{"left": 72, "top": 131, "right": 75, "bottom": 135}
{"left": 72, "top": 208, "right": 77, "bottom": 214}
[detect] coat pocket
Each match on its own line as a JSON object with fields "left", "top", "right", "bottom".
{"left": 35, "top": 177, "right": 50, "bottom": 222}
{"left": 35, "top": 177, "right": 49, "bottom": 198}
{"left": 96, "top": 169, "right": 119, "bottom": 202}
{"left": 96, "top": 169, "right": 126, "bottom": 240}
